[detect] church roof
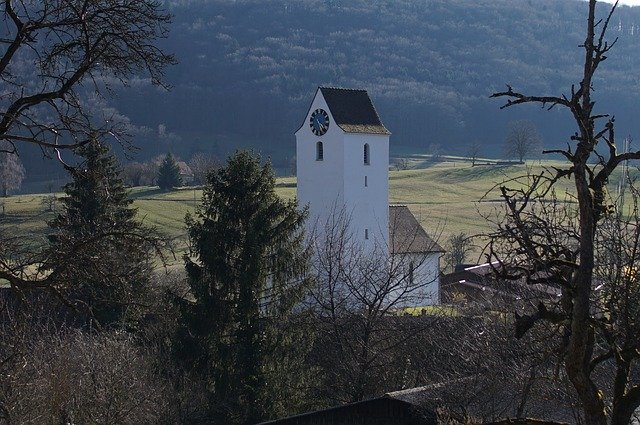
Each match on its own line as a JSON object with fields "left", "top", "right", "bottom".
{"left": 319, "top": 87, "right": 391, "bottom": 135}
{"left": 389, "top": 205, "right": 444, "bottom": 254}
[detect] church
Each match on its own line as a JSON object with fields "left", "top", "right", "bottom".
{"left": 295, "top": 87, "right": 443, "bottom": 306}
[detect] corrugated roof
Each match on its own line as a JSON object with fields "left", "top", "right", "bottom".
{"left": 389, "top": 205, "right": 443, "bottom": 254}
{"left": 319, "top": 87, "right": 391, "bottom": 135}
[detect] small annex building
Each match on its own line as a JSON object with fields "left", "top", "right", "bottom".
{"left": 296, "top": 87, "right": 442, "bottom": 305}
{"left": 389, "top": 205, "right": 443, "bottom": 305}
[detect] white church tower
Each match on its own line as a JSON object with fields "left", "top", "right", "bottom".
{"left": 295, "top": 87, "right": 391, "bottom": 251}
{"left": 296, "top": 86, "right": 442, "bottom": 306}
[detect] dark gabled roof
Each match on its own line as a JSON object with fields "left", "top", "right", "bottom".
{"left": 389, "top": 205, "right": 444, "bottom": 254}
{"left": 440, "top": 262, "right": 562, "bottom": 302}
{"left": 320, "top": 87, "right": 391, "bottom": 135}
{"left": 257, "top": 394, "right": 436, "bottom": 425}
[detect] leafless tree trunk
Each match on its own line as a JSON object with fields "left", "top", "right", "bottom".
{"left": 0, "top": 142, "right": 24, "bottom": 197}
{"left": 188, "top": 152, "right": 219, "bottom": 185}
{"left": 489, "top": 2, "right": 640, "bottom": 423}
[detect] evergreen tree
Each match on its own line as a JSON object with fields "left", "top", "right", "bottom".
{"left": 0, "top": 142, "right": 25, "bottom": 197}
{"left": 46, "top": 138, "right": 154, "bottom": 327}
{"left": 157, "top": 153, "right": 182, "bottom": 191}
{"left": 175, "top": 151, "right": 312, "bottom": 424}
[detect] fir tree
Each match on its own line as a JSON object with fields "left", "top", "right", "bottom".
{"left": 175, "top": 151, "right": 312, "bottom": 424}
{"left": 46, "top": 138, "right": 154, "bottom": 327}
{"left": 0, "top": 142, "right": 25, "bottom": 197}
{"left": 157, "top": 152, "right": 182, "bottom": 191}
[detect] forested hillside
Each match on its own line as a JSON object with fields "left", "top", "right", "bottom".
{"left": 21, "top": 0, "right": 640, "bottom": 181}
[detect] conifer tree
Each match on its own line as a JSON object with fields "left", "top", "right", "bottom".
{"left": 156, "top": 153, "right": 182, "bottom": 191}
{"left": 0, "top": 142, "right": 25, "bottom": 197}
{"left": 46, "top": 138, "right": 153, "bottom": 327}
{"left": 175, "top": 151, "right": 312, "bottom": 424}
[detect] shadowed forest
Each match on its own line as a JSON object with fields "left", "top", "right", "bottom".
{"left": 19, "top": 0, "right": 640, "bottom": 183}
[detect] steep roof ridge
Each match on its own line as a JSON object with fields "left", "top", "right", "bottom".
{"left": 319, "top": 86, "right": 391, "bottom": 135}
{"left": 389, "top": 205, "right": 444, "bottom": 254}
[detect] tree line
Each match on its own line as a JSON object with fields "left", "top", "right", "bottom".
{"left": 13, "top": 0, "right": 640, "bottom": 183}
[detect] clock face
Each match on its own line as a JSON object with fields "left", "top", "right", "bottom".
{"left": 310, "top": 109, "right": 330, "bottom": 136}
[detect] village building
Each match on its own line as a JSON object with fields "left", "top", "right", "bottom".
{"left": 295, "top": 86, "right": 443, "bottom": 306}
{"left": 441, "top": 262, "right": 561, "bottom": 309}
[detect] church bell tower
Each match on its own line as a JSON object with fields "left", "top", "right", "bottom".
{"left": 295, "top": 87, "right": 390, "bottom": 251}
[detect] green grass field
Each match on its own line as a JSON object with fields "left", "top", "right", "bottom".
{"left": 0, "top": 159, "right": 630, "bottom": 265}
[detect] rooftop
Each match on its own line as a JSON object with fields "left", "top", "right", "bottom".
{"left": 319, "top": 86, "right": 390, "bottom": 135}
{"left": 389, "top": 205, "right": 443, "bottom": 254}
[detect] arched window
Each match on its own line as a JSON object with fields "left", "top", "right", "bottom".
{"left": 316, "top": 141, "right": 323, "bottom": 161}
{"left": 364, "top": 143, "right": 370, "bottom": 165}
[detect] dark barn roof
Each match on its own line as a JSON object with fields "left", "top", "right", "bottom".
{"left": 440, "top": 263, "right": 561, "bottom": 305}
{"left": 258, "top": 395, "right": 436, "bottom": 425}
{"left": 389, "top": 205, "right": 443, "bottom": 255}
{"left": 319, "top": 87, "right": 391, "bottom": 135}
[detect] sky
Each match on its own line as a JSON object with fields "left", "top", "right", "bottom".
{"left": 599, "top": 0, "right": 640, "bottom": 5}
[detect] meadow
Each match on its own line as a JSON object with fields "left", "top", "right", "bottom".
{"left": 0, "top": 158, "right": 627, "bottom": 265}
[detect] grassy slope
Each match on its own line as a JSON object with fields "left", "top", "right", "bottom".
{"left": 0, "top": 160, "right": 624, "bottom": 264}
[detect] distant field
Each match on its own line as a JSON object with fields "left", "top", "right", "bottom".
{"left": 0, "top": 159, "right": 629, "bottom": 265}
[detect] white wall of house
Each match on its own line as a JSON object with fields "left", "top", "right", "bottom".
{"left": 412, "top": 252, "right": 441, "bottom": 305}
{"left": 388, "top": 252, "right": 441, "bottom": 308}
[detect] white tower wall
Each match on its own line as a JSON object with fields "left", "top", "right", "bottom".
{"left": 296, "top": 91, "right": 345, "bottom": 234}
{"left": 342, "top": 133, "right": 389, "bottom": 251}
{"left": 295, "top": 88, "right": 390, "bottom": 253}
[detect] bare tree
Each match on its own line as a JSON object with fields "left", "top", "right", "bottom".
{"left": 188, "top": 152, "right": 218, "bottom": 186}
{"left": 427, "top": 143, "right": 443, "bottom": 162}
{"left": 308, "top": 208, "right": 441, "bottom": 403}
{"left": 0, "top": 1, "right": 175, "bottom": 156}
{"left": 445, "top": 232, "right": 473, "bottom": 272}
{"left": 0, "top": 323, "right": 174, "bottom": 424}
{"left": 394, "top": 157, "right": 411, "bottom": 171}
{"left": 467, "top": 140, "right": 482, "bottom": 166}
{"left": 489, "top": 1, "right": 640, "bottom": 423}
{"left": 0, "top": 143, "right": 24, "bottom": 196}
{"left": 122, "top": 161, "right": 145, "bottom": 187}
{"left": 503, "top": 120, "right": 542, "bottom": 163}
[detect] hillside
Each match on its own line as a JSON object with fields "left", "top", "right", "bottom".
{"left": 17, "top": 0, "right": 640, "bottom": 184}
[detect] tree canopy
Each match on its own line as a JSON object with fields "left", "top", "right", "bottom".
{"left": 46, "top": 138, "right": 155, "bottom": 327}
{"left": 174, "top": 151, "right": 312, "bottom": 423}
{"left": 0, "top": 0, "right": 174, "bottom": 154}
{"left": 157, "top": 153, "right": 182, "bottom": 191}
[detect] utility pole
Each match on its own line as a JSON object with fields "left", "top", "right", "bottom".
{"left": 617, "top": 136, "right": 632, "bottom": 210}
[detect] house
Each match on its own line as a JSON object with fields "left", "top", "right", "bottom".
{"left": 295, "top": 87, "right": 442, "bottom": 305}
{"left": 175, "top": 160, "right": 194, "bottom": 185}
{"left": 441, "top": 262, "right": 561, "bottom": 308}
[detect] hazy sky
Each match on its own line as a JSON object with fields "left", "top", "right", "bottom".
{"left": 599, "top": 0, "right": 640, "bottom": 6}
